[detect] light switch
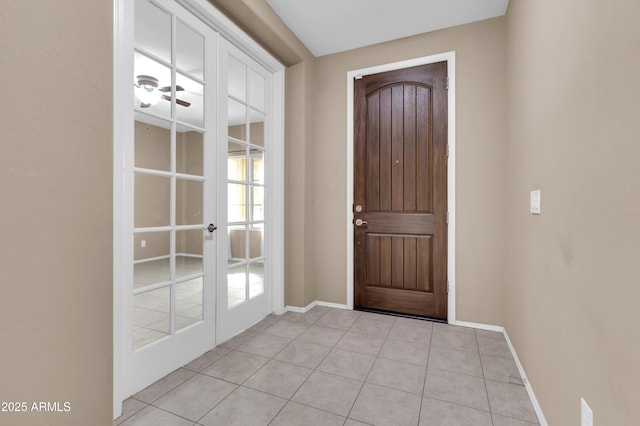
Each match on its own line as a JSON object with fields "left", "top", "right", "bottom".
{"left": 530, "top": 189, "right": 541, "bottom": 214}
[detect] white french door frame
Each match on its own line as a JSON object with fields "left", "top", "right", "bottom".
{"left": 113, "top": 0, "right": 285, "bottom": 419}
{"left": 345, "top": 51, "right": 457, "bottom": 324}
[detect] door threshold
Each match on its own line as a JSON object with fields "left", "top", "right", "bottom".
{"left": 354, "top": 307, "right": 447, "bottom": 324}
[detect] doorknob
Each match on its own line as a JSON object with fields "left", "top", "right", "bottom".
{"left": 205, "top": 223, "right": 218, "bottom": 232}
{"left": 354, "top": 218, "right": 368, "bottom": 227}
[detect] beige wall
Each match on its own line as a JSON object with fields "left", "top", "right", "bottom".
{"left": 313, "top": 18, "right": 509, "bottom": 324}
{"left": 284, "top": 60, "right": 317, "bottom": 307}
{"left": 0, "top": 1, "right": 113, "bottom": 425}
{"left": 505, "top": 0, "right": 640, "bottom": 424}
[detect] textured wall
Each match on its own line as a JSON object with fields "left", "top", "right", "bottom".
{"left": 0, "top": 1, "right": 113, "bottom": 425}
{"left": 505, "top": 0, "right": 640, "bottom": 423}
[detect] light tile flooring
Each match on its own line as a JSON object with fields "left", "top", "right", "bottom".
{"left": 116, "top": 306, "right": 539, "bottom": 426}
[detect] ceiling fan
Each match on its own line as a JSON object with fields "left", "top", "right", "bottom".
{"left": 135, "top": 75, "right": 191, "bottom": 108}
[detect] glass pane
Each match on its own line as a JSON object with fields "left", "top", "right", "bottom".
{"left": 247, "top": 225, "right": 263, "bottom": 259}
{"left": 134, "top": 52, "right": 172, "bottom": 118}
{"left": 250, "top": 151, "right": 264, "bottom": 184}
{"left": 251, "top": 187, "right": 264, "bottom": 222}
{"left": 175, "top": 229, "right": 203, "bottom": 279}
{"left": 134, "top": 231, "right": 170, "bottom": 289}
{"left": 176, "top": 19, "right": 204, "bottom": 80}
{"left": 228, "top": 184, "right": 246, "bottom": 223}
{"left": 176, "top": 72, "right": 204, "bottom": 128}
{"left": 249, "top": 109, "right": 265, "bottom": 147}
{"left": 228, "top": 142, "right": 247, "bottom": 181}
{"left": 227, "top": 264, "right": 247, "bottom": 309}
{"left": 133, "top": 286, "right": 170, "bottom": 350}
{"left": 249, "top": 69, "right": 265, "bottom": 111}
{"left": 135, "top": 119, "right": 171, "bottom": 171}
{"left": 135, "top": 0, "right": 171, "bottom": 63}
{"left": 229, "top": 226, "right": 247, "bottom": 260}
{"left": 228, "top": 56, "right": 246, "bottom": 102}
{"left": 176, "top": 278, "right": 203, "bottom": 331}
{"left": 176, "top": 179, "right": 203, "bottom": 226}
{"left": 134, "top": 173, "right": 170, "bottom": 228}
{"left": 249, "top": 262, "right": 264, "bottom": 298}
{"left": 176, "top": 130, "right": 203, "bottom": 176}
{"left": 228, "top": 99, "right": 247, "bottom": 140}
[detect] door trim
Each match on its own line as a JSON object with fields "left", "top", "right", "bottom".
{"left": 346, "top": 51, "right": 456, "bottom": 324}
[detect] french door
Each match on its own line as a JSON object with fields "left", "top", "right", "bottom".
{"left": 216, "top": 41, "right": 273, "bottom": 343}
{"left": 116, "top": 0, "right": 285, "bottom": 403}
{"left": 123, "top": 0, "right": 217, "bottom": 396}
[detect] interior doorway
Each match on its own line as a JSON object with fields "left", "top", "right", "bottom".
{"left": 345, "top": 52, "right": 456, "bottom": 323}
{"left": 353, "top": 62, "right": 448, "bottom": 319}
{"left": 113, "top": 0, "right": 286, "bottom": 418}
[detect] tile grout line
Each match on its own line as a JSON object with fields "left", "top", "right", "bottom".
{"left": 342, "top": 313, "right": 383, "bottom": 423}
{"left": 268, "top": 307, "right": 352, "bottom": 424}
{"left": 475, "top": 328, "right": 496, "bottom": 426}
{"left": 416, "top": 321, "right": 435, "bottom": 426}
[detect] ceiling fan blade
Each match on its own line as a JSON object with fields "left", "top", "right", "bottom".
{"left": 161, "top": 94, "right": 191, "bottom": 107}
{"left": 159, "top": 85, "right": 185, "bottom": 92}
{"left": 175, "top": 98, "right": 191, "bottom": 107}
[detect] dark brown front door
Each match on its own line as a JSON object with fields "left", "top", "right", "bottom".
{"left": 354, "top": 62, "right": 448, "bottom": 319}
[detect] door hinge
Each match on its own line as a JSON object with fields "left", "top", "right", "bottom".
{"left": 445, "top": 77, "right": 449, "bottom": 90}
{"left": 355, "top": 74, "right": 363, "bottom": 80}
{"left": 447, "top": 280, "right": 450, "bottom": 294}
{"left": 446, "top": 211, "right": 449, "bottom": 224}
{"left": 446, "top": 144, "right": 449, "bottom": 158}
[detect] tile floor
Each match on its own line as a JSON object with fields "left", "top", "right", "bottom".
{"left": 116, "top": 306, "right": 540, "bottom": 426}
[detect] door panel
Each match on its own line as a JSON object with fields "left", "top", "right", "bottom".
{"left": 354, "top": 62, "right": 447, "bottom": 319}
{"left": 216, "top": 41, "right": 272, "bottom": 343}
{"left": 125, "top": 0, "right": 216, "bottom": 397}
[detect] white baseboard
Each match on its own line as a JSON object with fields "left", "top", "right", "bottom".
{"left": 315, "top": 300, "right": 350, "bottom": 310}
{"left": 502, "top": 328, "right": 548, "bottom": 426}
{"left": 454, "top": 320, "right": 504, "bottom": 333}
{"left": 284, "top": 300, "right": 350, "bottom": 313}
{"left": 284, "top": 302, "right": 315, "bottom": 313}
{"left": 453, "top": 320, "right": 547, "bottom": 426}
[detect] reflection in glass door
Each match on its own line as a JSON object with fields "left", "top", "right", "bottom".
{"left": 125, "top": 0, "right": 216, "bottom": 396}
{"left": 217, "top": 42, "right": 272, "bottom": 343}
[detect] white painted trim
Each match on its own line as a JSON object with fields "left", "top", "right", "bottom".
{"left": 112, "top": 0, "right": 127, "bottom": 419}
{"left": 454, "top": 320, "right": 548, "bottom": 426}
{"left": 112, "top": 0, "right": 129, "bottom": 418}
{"left": 285, "top": 300, "right": 352, "bottom": 313}
{"left": 285, "top": 303, "right": 315, "bottom": 313}
{"left": 345, "top": 51, "right": 457, "bottom": 322}
{"left": 454, "top": 320, "right": 504, "bottom": 333}
{"left": 503, "top": 329, "right": 549, "bottom": 426}
{"left": 175, "top": 0, "right": 283, "bottom": 73}
{"left": 316, "top": 300, "right": 351, "bottom": 310}
{"left": 270, "top": 68, "right": 286, "bottom": 316}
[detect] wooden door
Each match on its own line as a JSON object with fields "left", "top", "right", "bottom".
{"left": 354, "top": 62, "right": 448, "bottom": 319}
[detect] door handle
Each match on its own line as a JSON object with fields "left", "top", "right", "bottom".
{"left": 354, "top": 218, "right": 368, "bottom": 227}
{"left": 205, "top": 223, "right": 218, "bottom": 232}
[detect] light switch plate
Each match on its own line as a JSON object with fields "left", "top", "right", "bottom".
{"left": 530, "top": 189, "right": 541, "bottom": 214}
{"left": 581, "top": 398, "right": 593, "bottom": 426}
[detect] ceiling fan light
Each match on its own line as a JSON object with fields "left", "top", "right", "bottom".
{"left": 135, "top": 85, "right": 161, "bottom": 107}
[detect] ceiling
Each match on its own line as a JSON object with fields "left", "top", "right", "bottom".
{"left": 266, "top": 0, "right": 510, "bottom": 57}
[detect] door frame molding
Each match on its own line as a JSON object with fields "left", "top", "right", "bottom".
{"left": 345, "top": 51, "right": 456, "bottom": 324}
{"left": 113, "top": 0, "right": 284, "bottom": 419}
